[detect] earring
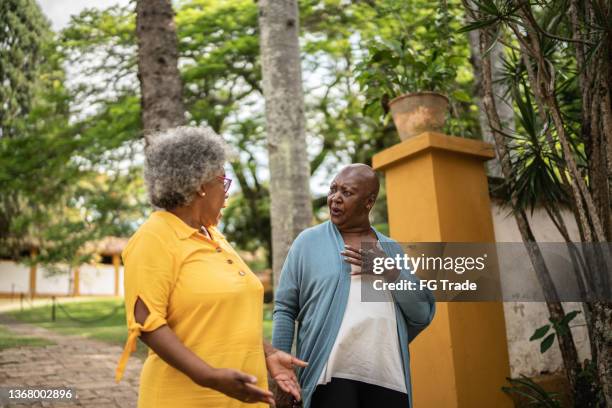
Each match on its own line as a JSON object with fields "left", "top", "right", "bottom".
{"left": 200, "top": 192, "right": 206, "bottom": 197}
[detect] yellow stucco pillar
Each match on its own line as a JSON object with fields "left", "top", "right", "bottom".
{"left": 113, "top": 254, "right": 121, "bottom": 296}
{"left": 373, "top": 132, "right": 512, "bottom": 408}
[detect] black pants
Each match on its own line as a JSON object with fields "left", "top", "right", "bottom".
{"left": 311, "top": 377, "right": 409, "bottom": 408}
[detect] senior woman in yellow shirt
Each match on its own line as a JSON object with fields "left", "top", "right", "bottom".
{"left": 115, "top": 126, "right": 307, "bottom": 407}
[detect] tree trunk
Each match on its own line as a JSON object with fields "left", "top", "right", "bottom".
{"left": 135, "top": 0, "right": 185, "bottom": 141}
{"left": 466, "top": 20, "right": 513, "bottom": 178}
{"left": 568, "top": 2, "right": 612, "bottom": 401}
{"left": 466, "top": 0, "right": 612, "bottom": 402}
{"left": 592, "top": 300, "right": 612, "bottom": 405}
{"left": 258, "top": 0, "right": 313, "bottom": 289}
{"left": 474, "top": 18, "right": 582, "bottom": 401}
{"left": 509, "top": 4, "right": 612, "bottom": 401}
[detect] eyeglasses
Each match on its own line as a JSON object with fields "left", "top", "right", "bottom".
{"left": 216, "top": 176, "right": 232, "bottom": 193}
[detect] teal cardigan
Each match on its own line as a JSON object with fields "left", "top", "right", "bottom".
{"left": 272, "top": 221, "right": 436, "bottom": 408}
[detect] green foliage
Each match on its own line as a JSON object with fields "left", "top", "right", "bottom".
{"left": 222, "top": 187, "right": 271, "bottom": 260}
{"left": 0, "top": 0, "right": 53, "bottom": 138}
{"left": 177, "top": 0, "right": 261, "bottom": 129}
{"left": 480, "top": 18, "right": 588, "bottom": 217}
{"left": 460, "top": 0, "right": 599, "bottom": 217}
{"left": 356, "top": 38, "right": 455, "bottom": 117}
{"left": 505, "top": 80, "right": 571, "bottom": 215}
{"left": 50, "top": 1, "right": 270, "bottom": 261}
{"left": 503, "top": 364, "right": 604, "bottom": 408}
{"left": 177, "top": 0, "right": 270, "bottom": 255}
{"left": 462, "top": 1, "right": 611, "bottom": 400}
{"left": 0, "top": 1, "right": 147, "bottom": 266}
{"left": 502, "top": 375, "right": 562, "bottom": 407}
{"left": 0, "top": 0, "right": 72, "bottom": 258}
{"left": 353, "top": 0, "right": 481, "bottom": 138}
{"left": 529, "top": 310, "right": 581, "bottom": 353}
{"left": 2, "top": 0, "right": 482, "bottom": 268}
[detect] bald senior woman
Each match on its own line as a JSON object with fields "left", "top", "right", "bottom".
{"left": 273, "top": 164, "right": 435, "bottom": 408}
{"left": 115, "top": 127, "right": 306, "bottom": 407}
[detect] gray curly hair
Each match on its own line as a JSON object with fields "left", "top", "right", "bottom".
{"left": 144, "top": 126, "right": 228, "bottom": 209}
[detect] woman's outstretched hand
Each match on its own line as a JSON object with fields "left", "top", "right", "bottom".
{"left": 203, "top": 368, "right": 275, "bottom": 406}
{"left": 265, "top": 349, "right": 308, "bottom": 402}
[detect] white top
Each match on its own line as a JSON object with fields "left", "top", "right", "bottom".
{"left": 317, "top": 263, "right": 407, "bottom": 393}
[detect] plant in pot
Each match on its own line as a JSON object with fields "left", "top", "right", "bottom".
{"left": 355, "top": 37, "right": 455, "bottom": 141}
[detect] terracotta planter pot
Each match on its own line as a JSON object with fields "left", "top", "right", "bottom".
{"left": 388, "top": 91, "right": 449, "bottom": 140}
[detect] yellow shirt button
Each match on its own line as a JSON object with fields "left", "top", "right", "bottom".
{"left": 239, "top": 271, "right": 246, "bottom": 276}
{"left": 227, "top": 259, "right": 234, "bottom": 264}
{"left": 216, "top": 247, "right": 222, "bottom": 252}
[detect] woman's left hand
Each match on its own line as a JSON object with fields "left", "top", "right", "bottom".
{"left": 265, "top": 350, "right": 308, "bottom": 402}
{"left": 341, "top": 244, "right": 365, "bottom": 274}
{"left": 342, "top": 244, "right": 386, "bottom": 275}
{"left": 343, "top": 244, "right": 399, "bottom": 280}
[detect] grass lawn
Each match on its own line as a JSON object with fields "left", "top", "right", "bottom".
{"left": 263, "top": 303, "right": 273, "bottom": 341}
{"left": 4, "top": 297, "right": 153, "bottom": 358}
{"left": 6, "top": 297, "right": 275, "bottom": 360}
{"left": 0, "top": 325, "right": 55, "bottom": 350}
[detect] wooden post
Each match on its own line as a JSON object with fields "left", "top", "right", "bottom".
{"left": 113, "top": 254, "right": 121, "bottom": 296}
{"left": 373, "top": 132, "right": 512, "bottom": 408}
{"left": 73, "top": 267, "right": 80, "bottom": 296}
{"left": 29, "top": 248, "right": 37, "bottom": 299}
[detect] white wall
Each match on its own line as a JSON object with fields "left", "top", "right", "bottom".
{"left": 36, "top": 265, "right": 71, "bottom": 295}
{"left": 491, "top": 200, "right": 591, "bottom": 377}
{"left": 79, "top": 263, "right": 117, "bottom": 295}
{"left": 0, "top": 261, "right": 123, "bottom": 297}
{"left": 0, "top": 261, "right": 30, "bottom": 294}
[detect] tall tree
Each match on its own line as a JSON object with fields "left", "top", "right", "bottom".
{"left": 258, "top": 0, "right": 313, "bottom": 287}
{"left": 477, "top": 24, "right": 582, "bottom": 400}
{"left": 0, "top": 0, "right": 70, "bottom": 251}
{"left": 0, "top": 1, "right": 146, "bottom": 266}
{"left": 1, "top": 0, "right": 50, "bottom": 242}
{"left": 135, "top": 0, "right": 185, "bottom": 139}
{"left": 463, "top": 0, "right": 612, "bottom": 404}
{"left": 59, "top": 0, "right": 479, "bottom": 267}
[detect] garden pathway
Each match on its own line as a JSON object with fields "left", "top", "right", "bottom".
{"left": 0, "top": 314, "right": 141, "bottom": 407}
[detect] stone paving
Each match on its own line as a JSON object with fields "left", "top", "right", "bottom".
{"left": 0, "top": 314, "right": 142, "bottom": 407}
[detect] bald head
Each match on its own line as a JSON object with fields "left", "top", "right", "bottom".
{"left": 336, "top": 164, "right": 380, "bottom": 201}
{"left": 328, "top": 164, "right": 380, "bottom": 228}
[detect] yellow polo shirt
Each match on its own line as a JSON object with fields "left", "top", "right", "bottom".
{"left": 115, "top": 211, "right": 268, "bottom": 408}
